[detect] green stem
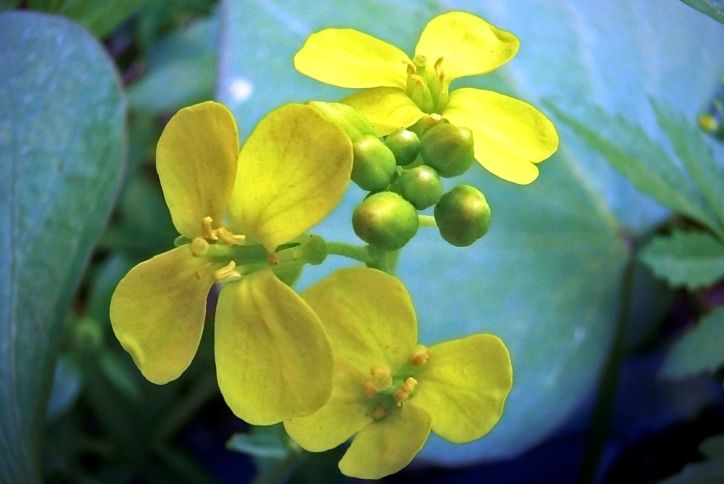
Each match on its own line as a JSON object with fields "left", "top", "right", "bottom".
{"left": 418, "top": 214, "right": 437, "bottom": 228}
{"left": 325, "top": 241, "right": 371, "bottom": 264}
{"left": 578, "top": 241, "right": 636, "bottom": 483}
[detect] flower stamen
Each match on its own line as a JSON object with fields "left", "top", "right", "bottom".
{"left": 213, "top": 260, "right": 242, "bottom": 283}
{"left": 393, "top": 377, "right": 418, "bottom": 406}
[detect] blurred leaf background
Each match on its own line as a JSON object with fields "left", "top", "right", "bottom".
{"left": 1, "top": 0, "right": 722, "bottom": 483}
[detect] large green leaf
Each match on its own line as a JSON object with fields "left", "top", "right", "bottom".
{"left": 217, "top": 0, "right": 723, "bottom": 465}
{"left": 0, "top": 11, "right": 125, "bottom": 481}
{"left": 641, "top": 230, "right": 724, "bottom": 290}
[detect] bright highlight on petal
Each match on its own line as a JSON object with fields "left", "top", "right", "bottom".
{"left": 229, "top": 104, "right": 352, "bottom": 251}
{"left": 294, "top": 28, "right": 410, "bottom": 89}
{"left": 156, "top": 101, "right": 239, "bottom": 238}
{"left": 215, "top": 269, "right": 333, "bottom": 425}
{"left": 284, "top": 358, "right": 373, "bottom": 452}
{"left": 444, "top": 88, "right": 559, "bottom": 185}
{"left": 339, "top": 404, "right": 431, "bottom": 480}
{"left": 344, "top": 88, "right": 424, "bottom": 136}
{"left": 415, "top": 11, "right": 519, "bottom": 81}
{"left": 303, "top": 267, "right": 418, "bottom": 371}
{"left": 412, "top": 334, "right": 512, "bottom": 443}
{"left": 109, "top": 246, "right": 216, "bottom": 384}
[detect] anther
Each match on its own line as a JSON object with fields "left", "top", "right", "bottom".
{"left": 190, "top": 237, "right": 209, "bottom": 257}
{"left": 393, "top": 377, "right": 418, "bottom": 405}
{"left": 213, "top": 260, "right": 241, "bottom": 283}
{"left": 410, "top": 345, "right": 430, "bottom": 366}
{"left": 370, "top": 366, "right": 392, "bottom": 391}
{"left": 202, "top": 216, "right": 218, "bottom": 241}
{"left": 216, "top": 227, "right": 246, "bottom": 246}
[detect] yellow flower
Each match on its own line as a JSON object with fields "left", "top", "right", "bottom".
{"left": 109, "top": 101, "right": 353, "bottom": 424}
{"left": 284, "top": 268, "right": 512, "bottom": 479}
{"left": 294, "top": 11, "right": 559, "bottom": 185}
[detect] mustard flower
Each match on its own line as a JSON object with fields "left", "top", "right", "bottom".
{"left": 294, "top": 11, "right": 559, "bottom": 185}
{"left": 284, "top": 268, "right": 512, "bottom": 479}
{"left": 110, "top": 101, "right": 353, "bottom": 424}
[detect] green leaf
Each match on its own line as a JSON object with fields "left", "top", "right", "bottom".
{"left": 546, "top": 101, "right": 721, "bottom": 232}
{"left": 227, "top": 427, "right": 292, "bottom": 460}
{"left": 0, "top": 11, "right": 125, "bottom": 481}
{"left": 28, "top": 0, "right": 150, "bottom": 37}
{"left": 641, "top": 230, "right": 724, "bottom": 290}
{"left": 651, "top": 100, "right": 724, "bottom": 233}
{"left": 662, "top": 434, "right": 724, "bottom": 483}
{"left": 660, "top": 306, "right": 724, "bottom": 379}
{"left": 679, "top": 0, "right": 724, "bottom": 23}
{"left": 218, "top": 0, "right": 723, "bottom": 465}
{"left": 129, "top": 14, "right": 218, "bottom": 114}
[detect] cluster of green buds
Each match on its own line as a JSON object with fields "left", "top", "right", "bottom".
{"left": 312, "top": 101, "right": 492, "bottom": 250}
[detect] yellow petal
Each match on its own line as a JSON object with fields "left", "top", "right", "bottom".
{"left": 228, "top": 104, "right": 352, "bottom": 251}
{"left": 303, "top": 268, "right": 417, "bottom": 372}
{"left": 415, "top": 11, "right": 519, "bottom": 81}
{"left": 156, "top": 101, "right": 239, "bottom": 238}
{"left": 343, "top": 88, "right": 424, "bottom": 136}
{"left": 294, "top": 28, "right": 410, "bottom": 89}
{"left": 215, "top": 268, "right": 333, "bottom": 425}
{"left": 284, "top": 358, "right": 373, "bottom": 452}
{"left": 444, "top": 88, "right": 559, "bottom": 185}
{"left": 412, "top": 333, "right": 512, "bottom": 443}
{"left": 339, "top": 404, "right": 431, "bottom": 479}
{"left": 109, "top": 246, "right": 215, "bottom": 384}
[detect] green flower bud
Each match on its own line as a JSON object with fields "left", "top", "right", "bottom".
{"left": 308, "top": 101, "right": 375, "bottom": 142}
{"left": 393, "top": 165, "right": 443, "bottom": 210}
{"left": 352, "top": 192, "right": 418, "bottom": 250}
{"left": 384, "top": 129, "right": 420, "bottom": 166}
{"left": 352, "top": 135, "right": 397, "bottom": 191}
{"left": 420, "top": 124, "right": 474, "bottom": 178}
{"left": 434, "top": 185, "right": 491, "bottom": 247}
{"left": 409, "top": 113, "right": 448, "bottom": 138}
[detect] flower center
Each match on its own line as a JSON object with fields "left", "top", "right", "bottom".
{"left": 405, "top": 55, "right": 449, "bottom": 114}
{"left": 361, "top": 345, "right": 430, "bottom": 420}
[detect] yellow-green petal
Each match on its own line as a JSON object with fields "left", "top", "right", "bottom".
{"left": 412, "top": 333, "right": 512, "bottom": 443}
{"left": 228, "top": 104, "right": 352, "bottom": 251}
{"left": 343, "top": 88, "right": 424, "bottom": 136}
{"left": 444, "top": 88, "right": 559, "bottom": 185}
{"left": 215, "top": 268, "right": 333, "bottom": 425}
{"left": 303, "top": 267, "right": 417, "bottom": 372}
{"left": 156, "top": 101, "right": 239, "bottom": 238}
{"left": 339, "top": 404, "right": 431, "bottom": 479}
{"left": 415, "top": 11, "right": 519, "bottom": 81}
{"left": 294, "top": 28, "right": 410, "bottom": 89}
{"left": 284, "top": 358, "right": 373, "bottom": 452}
{"left": 109, "top": 246, "right": 216, "bottom": 384}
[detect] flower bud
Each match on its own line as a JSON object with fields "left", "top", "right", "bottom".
{"left": 420, "top": 124, "right": 474, "bottom": 178}
{"left": 434, "top": 185, "right": 491, "bottom": 247}
{"left": 351, "top": 135, "right": 397, "bottom": 192}
{"left": 392, "top": 165, "right": 442, "bottom": 210}
{"left": 308, "top": 101, "right": 375, "bottom": 142}
{"left": 384, "top": 129, "right": 420, "bottom": 166}
{"left": 409, "top": 113, "right": 447, "bottom": 138}
{"left": 352, "top": 192, "right": 418, "bottom": 250}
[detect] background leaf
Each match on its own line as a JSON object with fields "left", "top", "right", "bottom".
{"left": 217, "top": 0, "right": 724, "bottom": 466}
{"left": 659, "top": 306, "right": 724, "bottom": 380}
{"left": 546, "top": 101, "right": 722, "bottom": 233}
{"left": 128, "top": 13, "right": 219, "bottom": 114}
{"left": 679, "top": 0, "right": 724, "bottom": 23}
{"left": 652, "top": 99, "right": 724, "bottom": 232}
{"left": 28, "top": 0, "right": 150, "bottom": 37}
{"left": 0, "top": 11, "right": 125, "bottom": 481}
{"left": 641, "top": 230, "right": 724, "bottom": 290}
